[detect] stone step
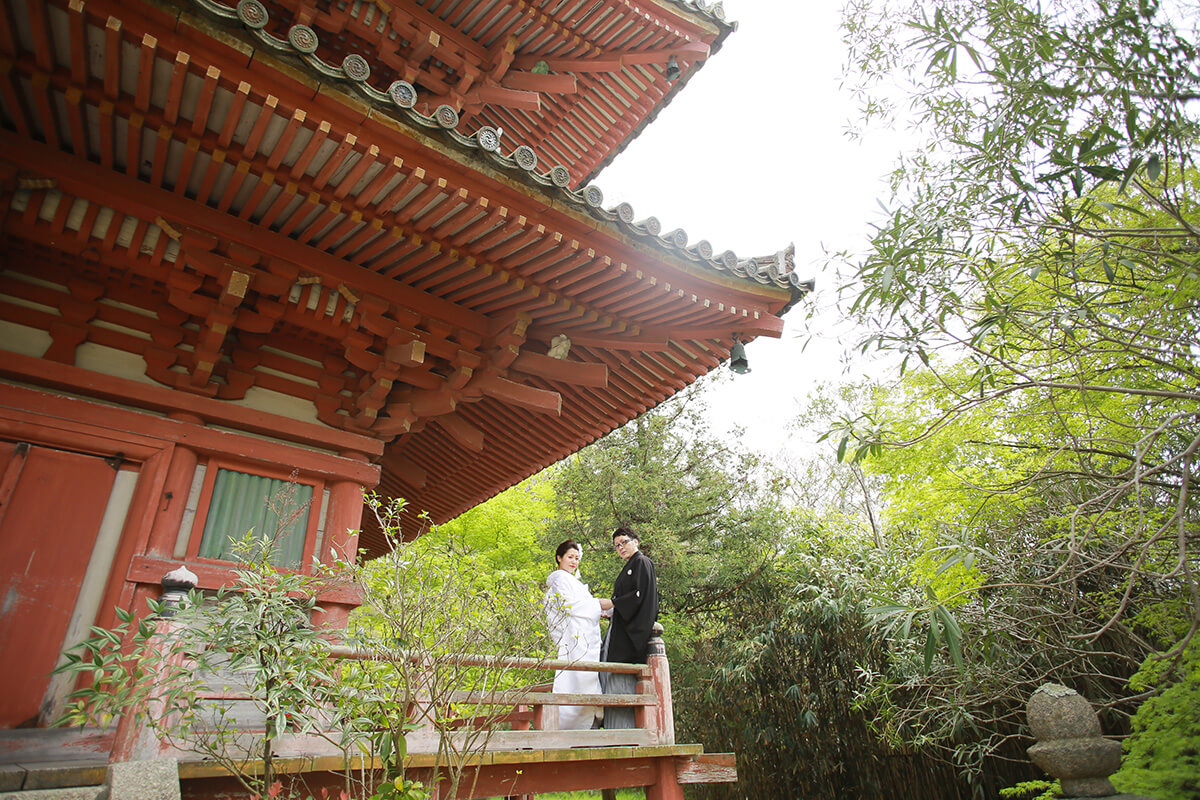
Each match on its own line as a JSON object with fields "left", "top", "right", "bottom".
{"left": 0, "top": 786, "right": 104, "bottom": 800}
{"left": 0, "top": 758, "right": 178, "bottom": 800}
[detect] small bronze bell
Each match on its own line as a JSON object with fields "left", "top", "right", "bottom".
{"left": 729, "top": 336, "right": 750, "bottom": 374}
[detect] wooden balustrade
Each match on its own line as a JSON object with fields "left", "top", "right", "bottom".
{"left": 109, "top": 596, "right": 676, "bottom": 761}
{"left": 324, "top": 643, "right": 673, "bottom": 751}
{"left": 98, "top": 570, "right": 722, "bottom": 800}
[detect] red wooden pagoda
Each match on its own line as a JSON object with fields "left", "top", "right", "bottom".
{"left": 0, "top": 0, "right": 808, "bottom": 794}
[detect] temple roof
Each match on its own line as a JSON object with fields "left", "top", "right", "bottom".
{"left": 188, "top": 0, "right": 736, "bottom": 184}
{"left": 0, "top": 0, "right": 809, "bottom": 554}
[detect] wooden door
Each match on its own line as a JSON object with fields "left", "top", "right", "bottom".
{"left": 0, "top": 442, "right": 118, "bottom": 728}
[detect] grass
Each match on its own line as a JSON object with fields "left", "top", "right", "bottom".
{"left": 530, "top": 792, "right": 643, "bottom": 799}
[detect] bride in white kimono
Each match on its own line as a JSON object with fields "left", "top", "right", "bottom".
{"left": 543, "top": 539, "right": 613, "bottom": 730}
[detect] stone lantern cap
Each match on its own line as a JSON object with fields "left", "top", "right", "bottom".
{"left": 162, "top": 565, "right": 199, "bottom": 591}
{"left": 1028, "top": 683, "right": 1103, "bottom": 741}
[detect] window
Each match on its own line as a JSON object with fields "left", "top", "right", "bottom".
{"left": 196, "top": 468, "right": 313, "bottom": 568}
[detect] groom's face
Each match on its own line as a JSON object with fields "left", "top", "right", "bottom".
{"left": 613, "top": 534, "right": 638, "bottom": 559}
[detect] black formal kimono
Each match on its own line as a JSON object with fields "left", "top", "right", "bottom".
{"left": 600, "top": 549, "right": 659, "bottom": 729}
{"left": 606, "top": 550, "right": 659, "bottom": 664}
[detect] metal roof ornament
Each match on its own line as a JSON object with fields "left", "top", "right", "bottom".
{"left": 635, "top": 216, "right": 661, "bottom": 236}
{"left": 513, "top": 145, "right": 539, "bottom": 171}
{"left": 343, "top": 54, "right": 371, "bottom": 82}
{"left": 582, "top": 185, "right": 604, "bottom": 208}
{"left": 435, "top": 105, "right": 460, "bottom": 129}
{"left": 549, "top": 166, "right": 572, "bottom": 188}
{"left": 477, "top": 126, "right": 502, "bottom": 153}
{"left": 388, "top": 81, "right": 417, "bottom": 110}
{"left": 236, "top": 0, "right": 268, "bottom": 29}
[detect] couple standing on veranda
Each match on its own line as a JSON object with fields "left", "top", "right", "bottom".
{"left": 542, "top": 527, "right": 659, "bottom": 730}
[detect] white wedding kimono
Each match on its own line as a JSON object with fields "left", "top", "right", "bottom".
{"left": 543, "top": 569, "right": 604, "bottom": 729}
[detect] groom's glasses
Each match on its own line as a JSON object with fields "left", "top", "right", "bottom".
{"left": 613, "top": 537, "right": 632, "bottom": 549}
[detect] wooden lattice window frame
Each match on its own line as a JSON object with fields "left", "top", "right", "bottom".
{"left": 187, "top": 459, "right": 326, "bottom": 572}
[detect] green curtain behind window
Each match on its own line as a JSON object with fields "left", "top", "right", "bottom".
{"left": 198, "top": 469, "right": 312, "bottom": 567}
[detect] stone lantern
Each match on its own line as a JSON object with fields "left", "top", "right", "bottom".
{"left": 1025, "top": 683, "right": 1152, "bottom": 799}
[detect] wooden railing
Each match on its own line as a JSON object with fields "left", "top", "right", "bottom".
{"left": 110, "top": 584, "right": 675, "bottom": 764}
{"left": 101, "top": 571, "right": 721, "bottom": 800}
{"left": 326, "top": 635, "right": 675, "bottom": 752}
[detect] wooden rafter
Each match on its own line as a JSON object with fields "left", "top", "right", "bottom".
{"left": 0, "top": 0, "right": 801, "bottom": 533}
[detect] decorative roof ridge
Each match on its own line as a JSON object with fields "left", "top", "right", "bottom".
{"left": 644, "top": 0, "right": 736, "bottom": 30}
{"left": 181, "top": 0, "right": 807, "bottom": 304}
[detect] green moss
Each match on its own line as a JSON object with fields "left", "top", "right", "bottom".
{"left": 999, "top": 779, "right": 1061, "bottom": 800}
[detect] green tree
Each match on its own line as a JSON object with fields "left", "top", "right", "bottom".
{"left": 538, "top": 378, "right": 818, "bottom": 764}
{"left": 821, "top": 0, "right": 1200, "bottom": 786}
{"left": 347, "top": 496, "right": 548, "bottom": 800}
{"left": 1113, "top": 641, "right": 1200, "bottom": 799}
{"left": 546, "top": 380, "right": 796, "bottom": 620}
{"left": 686, "top": 537, "right": 1044, "bottom": 800}
{"left": 430, "top": 475, "right": 553, "bottom": 590}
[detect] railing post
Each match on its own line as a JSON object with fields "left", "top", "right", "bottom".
{"left": 109, "top": 566, "right": 198, "bottom": 763}
{"left": 533, "top": 699, "right": 558, "bottom": 731}
{"left": 644, "top": 627, "right": 685, "bottom": 800}
{"left": 646, "top": 622, "right": 674, "bottom": 746}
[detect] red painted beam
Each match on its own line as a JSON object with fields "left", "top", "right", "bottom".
{"left": 0, "top": 351, "right": 384, "bottom": 459}
{"left": 499, "top": 71, "right": 577, "bottom": 94}
{"left": 468, "top": 84, "right": 541, "bottom": 111}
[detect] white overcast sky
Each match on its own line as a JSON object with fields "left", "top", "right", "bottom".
{"left": 596, "top": 1, "right": 906, "bottom": 455}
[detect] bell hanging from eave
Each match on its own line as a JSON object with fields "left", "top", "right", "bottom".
{"left": 729, "top": 336, "right": 750, "bottom": 374}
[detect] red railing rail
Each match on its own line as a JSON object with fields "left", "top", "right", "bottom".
{"left": 109, "top": 571, "right": 674, "bottom": 762}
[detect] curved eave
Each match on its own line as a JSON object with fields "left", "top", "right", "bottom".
{"left": 581, "top": 4, "right": 736, "bottom": 184}
{"left": 182, "top": 0, "right": 737, "bottom": 191}
{"left": 0, "top": 0, "right": 811, "bottom": 560}
{"left": 149, "top": 0, "right": 795, "bottom": 300}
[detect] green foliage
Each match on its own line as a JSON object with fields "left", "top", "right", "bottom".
{"left": 55, "top": 600, "right": 176, "bottom": 732}
{"left": 821, "top": 0, "right": 1200, "bottom": 787}
{"left": 700, "top": 553, "right": 884, "bottom": 796}
{"left": 867, "top": 582, "right": 965, "bottom": 673}
{"left": 352, "top": 496, "right": 547, "bottom": 663}
{"left": 999, "top": 779, "right": 1061, "bottom": 800}
{"left": 545, "top": 379, "right": 797, "bottom": 618}
{"left": 57, "top": 533, "right": 355, "bottom": 797}
{"left": 368, "top": 775, "right": 429, "bottom": 800}
{"left": 1113, "top": 641, "right": 1200, "bottom": 800}
{"left": 433, "top": 476, "right": 552, "bottom": 589}
{"left": 347, "top": 495, "right": 549, "bottom": 800}
{"left": 58, "top": 500, "right": 545, "bottom": 800}
{"left": 685, "top": 544, "right": 1038, "bottom": 800}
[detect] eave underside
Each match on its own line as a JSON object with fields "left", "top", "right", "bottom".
{"left": 0, "top": 0, "right": 795, "bottom": 557}
{"left": 187, "top": 0, "right": 731, "bottom": 183}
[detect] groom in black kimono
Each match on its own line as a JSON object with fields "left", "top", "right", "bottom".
{"left": 600, "top": 525, "right": 658, "bottom": 728}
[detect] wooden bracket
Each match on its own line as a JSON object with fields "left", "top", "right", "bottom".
{"left": 43, "top": 278, "right": 102, "bottom": 363}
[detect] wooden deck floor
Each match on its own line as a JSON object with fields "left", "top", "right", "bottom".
{"left": 0, "top": 729, "right": 734, "bottom": 799}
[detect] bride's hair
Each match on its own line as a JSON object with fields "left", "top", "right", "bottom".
{"left": 555, "top": 539, "right": 581, "bottom": 560}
